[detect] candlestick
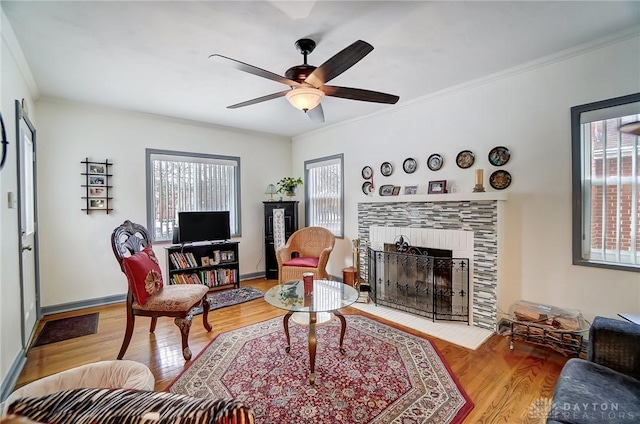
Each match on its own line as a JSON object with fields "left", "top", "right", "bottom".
{"left": 473, "top": 169, "right": 485, "bottom": 192}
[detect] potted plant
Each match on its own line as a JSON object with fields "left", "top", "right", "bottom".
{"left": 276, "top": 177, "right": 303, "bottom": 197}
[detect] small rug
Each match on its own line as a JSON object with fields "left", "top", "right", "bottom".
{"left": 32, "top": 312, "right": 99, "bottom": 347}
{"left": 168, "top": 315, "right": 473, "bottom": 424}
{"left": 191, "top": 286, "right": 264, "bottom": 315}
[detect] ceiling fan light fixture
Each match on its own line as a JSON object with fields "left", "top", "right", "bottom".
{"left": 286, "top": 87, "right": 324, "bottom": 112}
{"left": 619, "top": 121, "right": 640, "bottom": 136}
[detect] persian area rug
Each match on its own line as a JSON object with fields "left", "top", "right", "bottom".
{"left": 191, "top": 286, "right": 264, "bottom": 315}
{"left": 168, "top": 315, "right": 473, "bottom": 424}
{"left": 31, "top": 312, "right": 99, "bottom": 347}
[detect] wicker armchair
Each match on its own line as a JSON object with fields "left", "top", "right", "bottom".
{"left": 547, "top": 316, "right": 640, "bottom": 423}
{"left": 276, "top": 226, "right": 335, "bottom": 283}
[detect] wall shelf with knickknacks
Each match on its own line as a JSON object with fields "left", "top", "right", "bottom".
{"left": 81, "top": 158, "right": 113, "bottom": 214}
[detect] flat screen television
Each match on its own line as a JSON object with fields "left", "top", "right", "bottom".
{"left": 177, "top": 211, "right": 231, "bottom": 244}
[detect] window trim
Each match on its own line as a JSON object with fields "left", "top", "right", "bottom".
{"left": 571, "top": 92, "right": 640, "bottom": 273}
{"left": 145, "top": 148, "right": 242, "bottom": 242}
{"left": 304, "top": 153, "right": 344, "bottom": 238}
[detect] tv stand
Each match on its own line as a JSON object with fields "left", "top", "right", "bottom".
{"left": 165, "top": 241, "right": 240, "bottom": 291}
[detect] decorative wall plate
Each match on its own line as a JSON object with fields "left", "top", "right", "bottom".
{"left": 0, "top": 112, "right": 7, "bottom": 170}
{"left": 380, "top": 162, "right": 393, "bottom": 177}
{"left": 362, "top": 181, "right": 374, "bottom": 195}
{"left": 361, "top": 166, "right": 373, "bottom": 179}
{"left": 379, "top": 184, "right": 395, "bottom": 196}
{"left": 489, "top": 170, "right": 512, "bottom": 190}
{"left": 456, "top": 150, "right": 475, "bottom": 169}
{"left": 402, "top": 158, "right": 417, "bottom": 174}
{"left": 488, "top": 146, "right": 511, "bottom": 166}
{"left": 427, "top": 154, "right": 443, "bottom": 171}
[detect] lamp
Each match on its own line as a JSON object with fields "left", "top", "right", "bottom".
{"left": 265, "top": 184, "right": 277, "bottom": 201}
{"left": 285, "top": 87, "right": 324, "bottom": 112}
{"left": 619, "top": 121, "right": 640, "bottom": 136}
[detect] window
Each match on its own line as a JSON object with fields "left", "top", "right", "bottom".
{"left": 146, "top": 149, "right": 241, "bottom": 241}
{"left": 571, "top": 93, "right": 639, "bottom": 272}
{"left": 305, "top": 154, "right": 344, "bottom": 237}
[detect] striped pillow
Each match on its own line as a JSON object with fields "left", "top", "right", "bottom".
{"left": 8, "top": 388, "right": 254, "bottom": 424}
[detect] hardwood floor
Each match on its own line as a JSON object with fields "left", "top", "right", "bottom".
{"left": 15, "top": 278, "right": 567, "bottom": 423}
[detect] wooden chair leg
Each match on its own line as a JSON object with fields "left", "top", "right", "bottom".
{"left": 118, "top": 310, "right": 135, "bottom": 360}
{"left": 201, "top": 296, "right": 212, "bottom": 332}
{"left": 149, "top": 317, "right": 158, "bottom": 333}
{"left": 175, "top": 316, "right": 193, "bottom": 361}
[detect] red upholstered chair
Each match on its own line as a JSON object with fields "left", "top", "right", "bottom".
{"left": 276, "top": 226, "right": 335, "bottom": 283}
{"left": 111, "top": 220, "right": 211, "bottom": 361}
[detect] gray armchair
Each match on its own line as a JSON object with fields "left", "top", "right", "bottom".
{"left": 547, "top": 316, "right": 640, "bottom": 424}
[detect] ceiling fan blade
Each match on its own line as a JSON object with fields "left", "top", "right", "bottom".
{"left": 227, "top": 90, "right": 289, "bottom": 109}
{"left": 209, "top": 54, "right": 301, "bottom": 88}
{"left": 321, "top": 85, "right": 399, "bottom": 104}
{"left": 305, "top": 40, "right": 373, "bottom": 88}
{"left": 307, "top": 104, "right": 325, "bottom": 123}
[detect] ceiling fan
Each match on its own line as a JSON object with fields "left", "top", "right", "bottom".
{"left": 209, "top": 39, "right": 399, "bottom": 123}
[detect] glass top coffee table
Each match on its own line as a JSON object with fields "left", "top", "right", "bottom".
{"left": 264, "top": 279, "right": 359, "bottom": 384}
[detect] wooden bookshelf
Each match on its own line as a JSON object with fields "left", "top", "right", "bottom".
{"left": 165, "top": 241, "right": 239, "bottom": 291}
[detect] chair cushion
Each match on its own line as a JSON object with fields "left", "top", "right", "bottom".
{"left": 283, "top": 256, "right": 319, "bottom": 268}
{"left": 2, "top": 361, "right": 154, "bottom": 416}
{"left": 548, "top": 358, "right": 640, "bottom": 423}
{"left": 7, "top": 388, "right": 253, "bottom": 424}
{"left": 122, "top": 246, "right": 163, "bottom": 306}
{"left": 133, "top": 284, "right": 209, "bottom": 312}
{"left": 6, "top": 360, "right": 153, "bottom": 400}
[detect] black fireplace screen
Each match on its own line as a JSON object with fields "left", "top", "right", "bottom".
{"left": 366, "top": 246, "right": 470, "bottom": 323}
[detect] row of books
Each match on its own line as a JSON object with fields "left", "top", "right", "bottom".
{"left": 169, "top": 250, "right": 236, "bottom": 270}
{"left": 171, "top": 268, "right": 237, "bottom": 288}
{"left": 169, "top": 252, "right": 199, "bottom": 269}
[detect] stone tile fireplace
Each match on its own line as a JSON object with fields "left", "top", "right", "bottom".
{"left": 357, "top": 196, "right": 504, "bottom": 331}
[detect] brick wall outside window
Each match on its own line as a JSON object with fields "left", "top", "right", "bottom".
{"left": 589, "top": 120, "right": 639, "bottom": 254}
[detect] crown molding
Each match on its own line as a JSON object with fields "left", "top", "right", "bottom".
{"left": 1, "top": 9, "right": 39, "bottom": 99}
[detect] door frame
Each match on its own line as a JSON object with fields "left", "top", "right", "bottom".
{"left": 15, "top": 99, "right": 41, "bottom": 348}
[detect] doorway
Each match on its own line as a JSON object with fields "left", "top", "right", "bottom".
{"left": 16, "top": 99, "right": 40, "bottom": 348}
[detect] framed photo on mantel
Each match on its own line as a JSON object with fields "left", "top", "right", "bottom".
{"left": 404, "top": 185, "right": 418, "bottom": 195}
{"left": 428, "top": 180, "right": 447, "bottom": 194}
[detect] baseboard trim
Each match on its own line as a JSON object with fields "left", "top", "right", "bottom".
{"left": 240, "top": 272, "right": 264, "bottom": 281}
{"left": 1, "top": 350, "right": 27, "bottom": 402}
{"left": 41, "top": 294, "right": 126, "bottom": 316}
{"left": 41, "top": 273, "right": 268, "bottom": 316}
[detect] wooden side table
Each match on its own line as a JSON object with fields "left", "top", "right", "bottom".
{"left": 342, "top": 267, "right": 357, "bottom": 286}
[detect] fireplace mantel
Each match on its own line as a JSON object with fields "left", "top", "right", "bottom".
{"left": 360, "top": 192, "right": 507, "bottom": 203}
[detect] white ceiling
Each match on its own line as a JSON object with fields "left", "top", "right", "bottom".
{"left": 3, "top": 1, "right": 639, "bottom": 138}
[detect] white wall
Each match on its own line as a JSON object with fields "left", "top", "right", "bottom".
{"left": 35, "top": 99, "right": 291, "bottom": 307}
{"left": 2, "top": 11, "right": 292, "bottom": 387}
{"left": 1, "top": 8, "right": 38, "bottom": 392}
{"left": 292, "top": 33, "right": 640, "bottom": 322}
